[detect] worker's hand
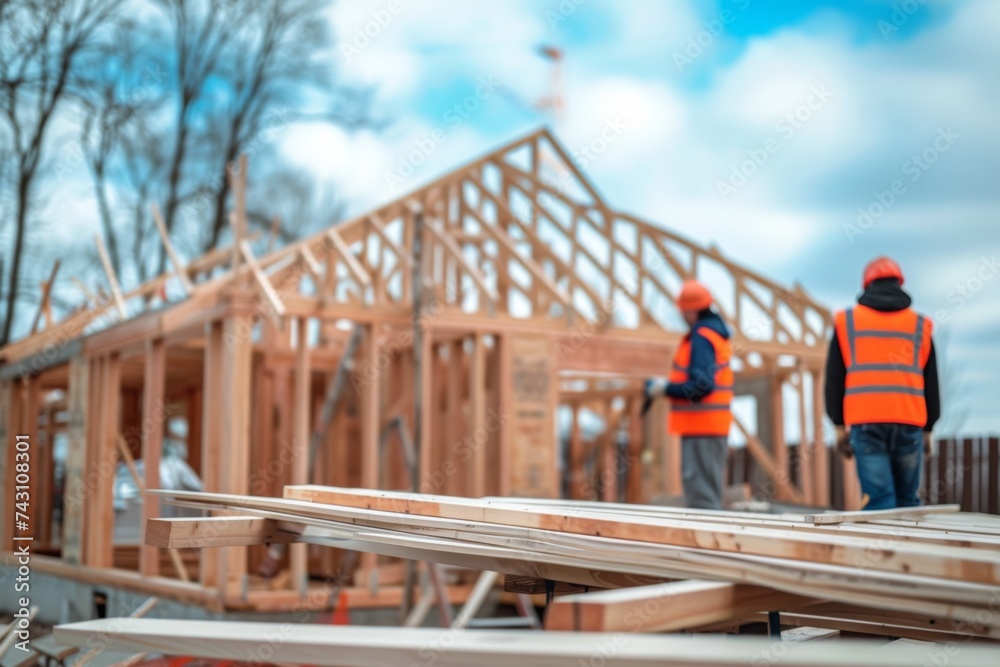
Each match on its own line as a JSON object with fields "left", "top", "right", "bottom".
{"left": 644, "top": 378, "right": 668, "bottom": 399}
{"left": 835, "top": 426, "right": 853, "bottom": 460}
{"left": 923, "top": 431, "right": 934, "bottom": 459}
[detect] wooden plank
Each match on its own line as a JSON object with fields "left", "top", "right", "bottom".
{"left": 291, "top": 317, "right": 311, "bottom": 596}
{"left": 327, "top": 229, "right": 372, "bottom": 288}
{"left": 990, "top": 437, "right": 999, "bottom": 515}
{"left": 218, "top": 315, "right": 253, "bottom": 603}
{"left": 470, "top": 333, "right": 487, "bottom": 498}
{"left": 87, "top": 354, "right": 119, "bottom": 569}
{"left": 239, "top": 240, "right": 286, "bottom": 321}
{"left": 963, "top": 438, "right": 974, "bottom": 512}
{"left": 299, "top": 246, "right": 322, "bottom": 279}
{"left": 200, "top": 321, "right": 223, "bottom": 588}
{"left": 146, "top": 516, "right": 299, "bottom": 548}
{"left": 53, "top": 620, "right": 1000, "bottom": 667}
{"left": 503, "top": 575, "right": 600, "bottom": 596}
{"left": 229, "top": 154, "right": 248, "bottom": 271}
{"left": 152, "top": 204, "right": 194, "bottom": 294}
{"left": 140, "top": 339, "right": 166, "bottom": 577}
{"left": 784, "top": 504, "right": 961, "bottom": 526}
{"left": 30, "top": 260, "right": 60, "bottom": 334}
{"left": 61, "top": 357, "right": 88, "bottom": 564}
{"left": 369, "top": 214, "right": 413, "bottom": 268}
{"left": 426, "top": 219, "right": 498, "bottom": 304}
{"left": 545, "top": 581, "right": 813, "bottom": 632}
{"left": 279, "top": 486, "right": 1000, "bottom": 587}
{"left": 94, "top": 235, "right": 127, "bottom": 319}
{"left": 154, "top": 490, "right": 1000, "bottom": 624}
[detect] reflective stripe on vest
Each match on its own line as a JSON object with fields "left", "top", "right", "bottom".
{"left": 835, "top": 306, "right": 932, "bottom": 427}
{"left": 668, "top": 327, "right": 733, "bottom": 436}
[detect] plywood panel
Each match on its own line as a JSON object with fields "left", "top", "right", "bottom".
{"left": 503, "top": 337, "right": 558, "bottom": 498}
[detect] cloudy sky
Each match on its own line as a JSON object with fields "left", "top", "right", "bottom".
{"left": 280, "top": 0, "right": 1000, "bottom": 433}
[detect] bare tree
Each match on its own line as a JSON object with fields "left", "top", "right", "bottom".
{"left": 0, "top": 0, "right": 123, "bottom": 344}
{"left": 198, "top": 0, "right": 370, "bottom": 254}
{"left": 152, "top": 0, "right": 244, "bottom": 275}
{"left": 77, "top": 21, "right": 167, "bottom": 281}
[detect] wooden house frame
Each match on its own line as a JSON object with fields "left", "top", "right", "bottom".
{"left": 0, "top": 128, "right": 851, "bottom": 613}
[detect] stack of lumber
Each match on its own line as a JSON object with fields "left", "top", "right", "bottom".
{"left": 142, "top": 485, "right": 1000, "bottom": 641}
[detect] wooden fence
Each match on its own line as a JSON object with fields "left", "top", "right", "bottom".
{"left": 727, "top": 436, "right": 1000, "bottom": 512}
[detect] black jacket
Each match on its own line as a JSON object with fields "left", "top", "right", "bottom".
{"left": 824, "top": 279, "right": 940, "bottom": 431}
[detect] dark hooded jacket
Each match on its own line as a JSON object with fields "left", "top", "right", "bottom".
{"left": 824, "top": 279, "right": 941, "bottom": 431}
{"left": 666, "top": 309, "right": 731, "bottom": 402}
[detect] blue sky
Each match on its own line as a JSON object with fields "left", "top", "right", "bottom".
{"left": 275, "top": 0, "right": 1000, "bottom": 434}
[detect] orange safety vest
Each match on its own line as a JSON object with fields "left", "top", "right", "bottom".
{"left": 834, "top": 305, "right": 933, "bottom": 427}
{"left": 668, "top": 328, "right": 734, "bottom": 436}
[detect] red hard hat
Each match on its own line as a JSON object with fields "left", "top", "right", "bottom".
{"left": 863, "top": 256, "right": 904, "bottom": 289}
{"left": 678, "top": 280, "right": 713, "bottom": 312}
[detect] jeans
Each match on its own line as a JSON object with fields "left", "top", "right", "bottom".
{"left": 850, "top": 423, "right": 923, "bottom": 510}
{"left": 681, "top": 436, "right": 728, "bottom": 510}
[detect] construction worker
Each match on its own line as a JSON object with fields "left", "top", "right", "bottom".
{"left": 645, "top": 280, "right": 733, "bottom": 510}
{"left": 826, "top": 257, "right": 941, "bottom": 510}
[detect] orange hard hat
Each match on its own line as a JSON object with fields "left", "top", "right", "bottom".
{"left": 863, "top": 256, "right": 904, "bottom": 289}
{"left": 678, "top": 280, "right": 713, "bottom": 312}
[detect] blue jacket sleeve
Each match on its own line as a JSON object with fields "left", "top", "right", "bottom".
{"left": 665, "top": 330, "right": 717, "bottom": 402}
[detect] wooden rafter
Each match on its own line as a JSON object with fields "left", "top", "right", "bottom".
{"left": 152, "top": 204, "right": 194, "bottom": 295}
{"left": 239, "top": 240, "right": 286, "bottom": 323}
{"left": 30, "top": 260, "right": 60, "bottom": 334}
{"left": 94, "top": 234, "right": 127, "bottom": 319}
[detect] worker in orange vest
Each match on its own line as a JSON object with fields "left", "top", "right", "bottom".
{"left": 646, "top": 280, "right": 733, "bottom": 510}
{"left": 826, "top": 257, "right": 940, "bottom": 510}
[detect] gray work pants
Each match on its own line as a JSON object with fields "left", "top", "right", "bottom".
{"left": 681, "top": 436, "right": 729, "bottom": 510}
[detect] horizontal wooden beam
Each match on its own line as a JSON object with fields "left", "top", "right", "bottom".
{"left": 545, "top": 581, "right": 813, "bottom": 632}
{"left": 144, "top": 516, "right": 300, "bottom": 549}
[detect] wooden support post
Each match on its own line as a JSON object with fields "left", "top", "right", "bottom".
{"left": 665, "top": 431, "right": 682, "bottom": 498}
{"left": 62, "top": 356, "right": 89, "bottom": 564}
{"left": 496, "top": 335, "right": 512, "bottom": 497}
{"left": 219, "top": 315, "right": 253, "bottom": 603}
{"left": 291, "top": 317, "right": 311, "bottom": 597}
{"left": 470, "top": 334, "right": 487, "bottom": 498}
{"left": 626, "top": 398, "right": 643, "bottom": 504}
{"left": 446, "top": 339, "right": 464, "bottom": 496}
{"left": 87, "top": 354, "right": 119, "bottom": 569}
{"left": 0, "top": 380, "right": 14, "bottom": 552}
{"left": 797, "top": 367, "right": 814, "bottom": 506}
{"left": 412, "top": 210, "right": 434, "bottom": 493}
{"left": 569, "top": 404, "right": 583, "bottom": 500}
{"left": 812, "top": 368, "right": 830, "bottom": 507}
{"left": 229, "top": 155, "right": 248, "bottom": 272}
{"left": 140, "top": 339, "right": 166, "bottom": 577}
{"left": 359, "top": 323, "right": 381, "bottom": 583}
{"left": 772, "top": 374, "right": 789, "bottom": 496}
{"left": 200, "top": 321, "right": 224, "bottom": 588}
